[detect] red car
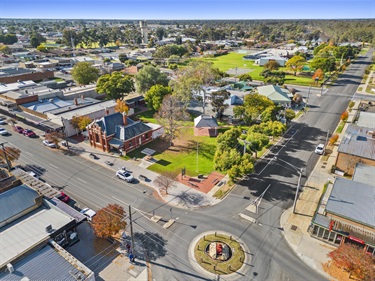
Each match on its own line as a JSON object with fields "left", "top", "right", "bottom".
{"left": 14, "top": 126, "right": 24, "bottom": 133}
{"left": 23, "top": 129, "right": 36, "bottom": 138}
{"left": 57, "top": 192, "right": 70, "bottom": 203}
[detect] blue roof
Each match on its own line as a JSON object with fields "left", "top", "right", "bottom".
{"left": 99, "top": 112, "right": 134, "bottom": 136}
{"left": 0, "top": 244, "right": 88, "bottom": 280}
{"left": 114, "top": 121, "right": 152, "bottom": 141}
{"left": 326, "top": 177, "right": 375, "bottom": 227}
{"left": 0, "top": 185, "right": 39, "bottom": 225}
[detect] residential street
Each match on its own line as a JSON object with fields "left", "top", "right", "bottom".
{"left": 0, "top": 49, "right": 373, "bottom": 280}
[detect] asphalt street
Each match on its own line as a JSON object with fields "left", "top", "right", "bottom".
{"left": 0, "top": 49, "right": 373, "bottom": 281}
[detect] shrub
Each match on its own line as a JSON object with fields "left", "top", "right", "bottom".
{"left": 348, "top": 101, "right": 355, "bottom": 108}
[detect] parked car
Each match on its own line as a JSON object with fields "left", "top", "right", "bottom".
{"left": 57, "top": 192, "right": 70, "bottom": 203}
{"left": 0, "top": 128, "right": 9, "bottom": 136}
{"left": 23, "top": 129, "right": 36, "bottom": 138}
{"left": 28, "top": 171, "right": 39, "bottom": 179}
{"left": 116, "top": 170, "right": 134, "bottom": 182}
{"left": 14, "top": 126, "right": 24, "bottom": 133}
{"left": 43, "top": 140, "right": 56, "bottom": 148}
{"left": 0, "top": 119, "right": 6, "bottom": 125}
{"left": 80, "top": 208, "right": 96, "bottom": 221}
{"left": 315, "top": 144, "right": 325, "bottom": 155}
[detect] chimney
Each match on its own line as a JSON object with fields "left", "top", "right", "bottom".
{"left": 105, "top": 107, "right": 109, "bottom": 116}
{"left": 74, "top": 98, "right": 78, "bottom": 105}
{"left": 122, "top": 112, "right": 128, "bottom": 126}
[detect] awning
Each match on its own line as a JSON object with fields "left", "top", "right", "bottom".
{"left": 108, "top": 138, "right": 124, "bottom": 148}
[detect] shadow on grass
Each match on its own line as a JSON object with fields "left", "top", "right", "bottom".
{"left": 156, "top": 159, "right": 171, "bottom": 167}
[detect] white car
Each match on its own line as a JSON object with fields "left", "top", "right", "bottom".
{"left": 116, "top": 170, "right": 134, "bottom": 182}
{"left": 80, "top": 208, "right": 96, "bottom": 221}
{"left": 43, "top": 140, "right": 56, "bottom": 148}
{"left": 0, "top": 128, "right": 9, "bottom": 135}
{"left": 0, "top": 119, "right": 6, "bottom": 125}
{"left": 315, "top": 144, "right": 325, "bottom": 155}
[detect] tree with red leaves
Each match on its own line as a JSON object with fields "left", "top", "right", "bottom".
{"left": 92, "top": 204, "right": 127, "bottom": 238}
{"left": 328, "top": 243, "right": 375, "bottom": 280}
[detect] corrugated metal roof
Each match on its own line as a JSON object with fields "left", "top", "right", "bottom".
{"left": 352, "top": 164, "right": 375, "bottom": 187}
{"left": 194, "top": 115, "right": 219, "bottom": 128}
{"left": 0, "top": 244, "right": 88, "bottom": 280}
{"left": 326, "top": 177, "right": 375, "bottom": 227}
{"left": 313, "top": 214, "right": 331, "bottom": 228}
{"left": 0, "top": 185, "right": 39, "bottom": 225}
{"left": 0, "top": 201, "right": 74, "bottom": 268}
{"left": 356, "top": 112, "right": 375, "bottom": 129}
{"left": 338, "top": 124, "right": 375, "bottom": 160}
{"left": 257, "top": 85, "right": 291, "bottom": 104}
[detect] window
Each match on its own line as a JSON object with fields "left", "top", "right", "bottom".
{"left": 335, "top": 234, "right": 342, "bottom": 245}
{"left": 129, "top": 141, "right": 132, "bottom": 147}
{"left": 317, "top": 227, "right": 324, "bottom": 238}
{"left": 312, "top": 225, "right": 319, "bottom": 235}
{"left": 328, "top": 232, "right": 335, "bottom": 242}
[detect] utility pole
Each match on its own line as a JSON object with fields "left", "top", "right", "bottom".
{"left": 128, "top": 205, "right": 135, "bottom": 261}
{"left": 305, "top": 86, "right": 311, "bottom": 110}
{"left": 292, "top": 170, "right": 303, "bottom": 214}
{"left": 61, "top": 117, "right": 69, "bottom": 149}
{"left": 0, "top": 142, "right": 12, "bottom": 171}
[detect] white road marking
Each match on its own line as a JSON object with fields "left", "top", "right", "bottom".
{"left": 49, "top": 163, "right": 58, "bottom": 168}
{"left": 24, "top": 151, "right": 33, "bottom": 156}
{"left": 77, "top": 178, "right": 87, "bottom": 184}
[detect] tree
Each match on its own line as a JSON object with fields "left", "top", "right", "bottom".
{"left": 211, "top": 90, "right": 230, "bottom": 119}
{"left": 0, "top": 146, "right": 21, "bottom": 163}
{"left": 237, "top": 73, "right": 252, "bottom": 82}
{"left": 154, "top": 171, "right": 176, "bottom": 195}
{"left": 263, "top": 60, "right": 280, "bottom": 71}
{"left": 170, "top": 60, "right": 220, "bottom": 112}
{"left": 328, "top": 243, "right": 375, "bottom": 280}
{"left": 92, "top": 204, "right": 127, "bottom": 238}
{"left": 260, "top": 105, "right": 278, "bottom": 122}
{"left": 285, "top": 109, "right": 296, "bottom": 121}
{"left": 114, "top": 99, "right": 129, "bottom": 114}
{"left": 313, "top": 43, "right": 328, "bottom": 55}
{"left": 216, "top": 128, "right": 241, "bottom": 151}
{"left": 118, "top": 53, "right": 128, "bottom": 63}
{"left": 293, "top": 93, "right": 303, "bottom": 104}
{"left": 340, "top": 111, "right": 349, "bottom": 121}
{"left": 0, "top": 45, "right": 11, "bottom": 54}
{"left": 135, "top": 65, "right": 169, "bottom": 94}
{"left": 144, "top": 85, "right": 172, "bottom": 111}
{"left": 242, "top": 93, "right": 275, "bottom": 122}
{"left": 71, "top": 62, "right": 99, "bottom": 85}
{"left": 71, "top": 115, "right": 92, "bottom": 132}
{"left": 0, "top": 34, "right": 18, "bottom": 45}
{"left": 312, "top": 68, "right": 324, "bottom": 84}
{"left": 156, "top": 27, "right": 165, "bottom": 41}
{"left": 310, "top": 57, "right": 336, "bottom": 73}
{"left": 156, "top": 95, "right": 190, "bottom": 146}
{"left": 285, "top": 55, "right": 306, "bottom": 76}
{"left": 96, "top": 71, "right": 134, "bottom": 100}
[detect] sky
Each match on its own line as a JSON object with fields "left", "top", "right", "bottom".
{"left": 0, "top": 0, "right": 374, "bottom": 20}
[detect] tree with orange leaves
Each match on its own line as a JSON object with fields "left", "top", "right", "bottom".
{"left": 92, "top": 204, "right": 127, "bottom": 238}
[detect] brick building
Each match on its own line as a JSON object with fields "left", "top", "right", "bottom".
{"left": 194, "top": 114, "right": 219, "bottom": 137}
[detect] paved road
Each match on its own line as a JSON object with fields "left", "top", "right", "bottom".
{"left": 1, "top": 49, "right": 372, "bottom": 280}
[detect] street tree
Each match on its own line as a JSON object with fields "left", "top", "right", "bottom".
{"left": 92, "top": 204, "right": 127, "bottom": 238}
{"left": 0, "top": 146, "right": 21, "bottom": 163}
{"left": 310, "top": 57, "right": 336, "bottom": 73}
{"left": 263, "top": 60, "right": 280, "bottom": 71}
{"left": 293, "top": 93, "right": 303, "bottom": 104}
{"left": 144, "top": 85, "right": 172, "bottom": 111}
{"left": 154, "top": 171, "right": 176, "bottom": 195}
{"left": 96, "top": 71, "right": 134, "bottom": 100}
{"left": 216, "top": 128, "right": 241, "bottom": 151}
{"left": 135, "top": 65, "right": 169, "bottom": 94}
{"left": 328, "top": 243, "right": 375, "bottom": 280}
{"left": 171, "top": 60, "right": 220, "bottom": 112}
{"left": 285, "top": 55, "right": 306, "bottom": 76}
{"left": 156, "top": 95, "right": 190, "bottom": 146}
{"left": 71, "top": 115, "right": 92, "bottom": 132}
{"left": 243, "top": 93, "right": 275, "bottom": 121}
{"left": 71, "top": 62, "right": 99, "bottom": 85}
{"left": 260, "top": 105, "right": 278, "bottom": 122}
{"left": 312, "top": 68, "right": 324, "bottom": 84}
{"left": 211, "top": 90, "right": 230, "bottom": 119}
{"left": 285, "top": 109, "right": 296, "bottom": 121}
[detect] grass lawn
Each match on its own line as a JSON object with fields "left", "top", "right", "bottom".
{"left": 359, "top": 47, "right": 369, "bottom": 55}
{"left": 194, "top": 233, "right": 245, "bottom": 275}
{"left": 132, "top": 109, "right": 158, "bottom": 124}
{"left": 336, "top": 121, "right": 346, "bottom": 133}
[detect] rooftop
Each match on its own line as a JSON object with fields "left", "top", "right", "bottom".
{"left": 326, "top": 177, "right": 375, "bottom": 228}
{"left": 257, "top": 84, "right": 292, "bottom": 104}
{"left": 356, "top": 111, "right": 375, "bottom": 129}
{"left": 194, "top": 114, "right": 219, "bottom": 128}
{"left": 352, "top": 163, "right": 375, "bottom": 187}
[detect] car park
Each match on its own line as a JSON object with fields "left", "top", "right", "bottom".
{"left": 80, "top": 208, "right": 96, "bottom": 221}
{"left": 14, "top": 126, "right": 24, "bottom": 133}
{"left": 57, "top": 192, "right": 70, "bottom": 203}
{"left": 43, "top": 140, "right": 56, "bottom": 148}
{"left": 23, "top": 129, "right": 36, "bottom": 138}
{"left": 116, "top": 170, "right": 134, "bottom": 182}
{"left": 315, "top": 144, "right": 325, "bottom": 155}
{"left": 0, "top": 128, "right": 9, "bottom": 136}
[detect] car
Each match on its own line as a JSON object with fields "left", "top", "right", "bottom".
{"left": 0, "top": 128, "right": 9, "bottom": 136}
{"left": 315, "top": 144, "right": 325, "bottom": 155}
{"left": 23, "top": 129, "right": 36, "bottom": 138}
{"left": 80, "top": 208, "right": 96, "bottom": 221}
{"left": 116, "top": 170, "right": 134, "bottom": 182}
{"left": 14, "top": 126, "right": 24, "bottom": 133}
{"left": 0, "top": 119, "right": 6, "bottom": 125}
{"left": 57, "top": 192, "right": 70, "bottom": 203}
{"left": 28, "top": 171, "right": 39, "bottom": 179}
{"left": 43, "top": 140, "right": 56, "bottom": 148}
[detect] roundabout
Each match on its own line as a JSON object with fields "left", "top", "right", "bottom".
{"left": 189, "top": 231, "right": 251, "bottom": 279}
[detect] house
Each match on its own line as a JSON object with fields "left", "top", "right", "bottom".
{"left": 310, "top": 176, "right": 375, "bottom": 255}
{"left": 255, "top": 56, "right": 287, "bottom": 67}
{"left": 257, "top": 85, "right": 292, "bottom": 105}
{"left": 335, "top": 124, "right": 375, "bottom": 175}
{"left": 194, "top": 114, "right": 219, "bottom": 137}
{"left": 87, "top": 112, "right": 156, "bottom": 153}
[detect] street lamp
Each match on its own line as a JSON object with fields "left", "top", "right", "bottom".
{"left": 274, "top": 156, "right": 304, "bottom": 214}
